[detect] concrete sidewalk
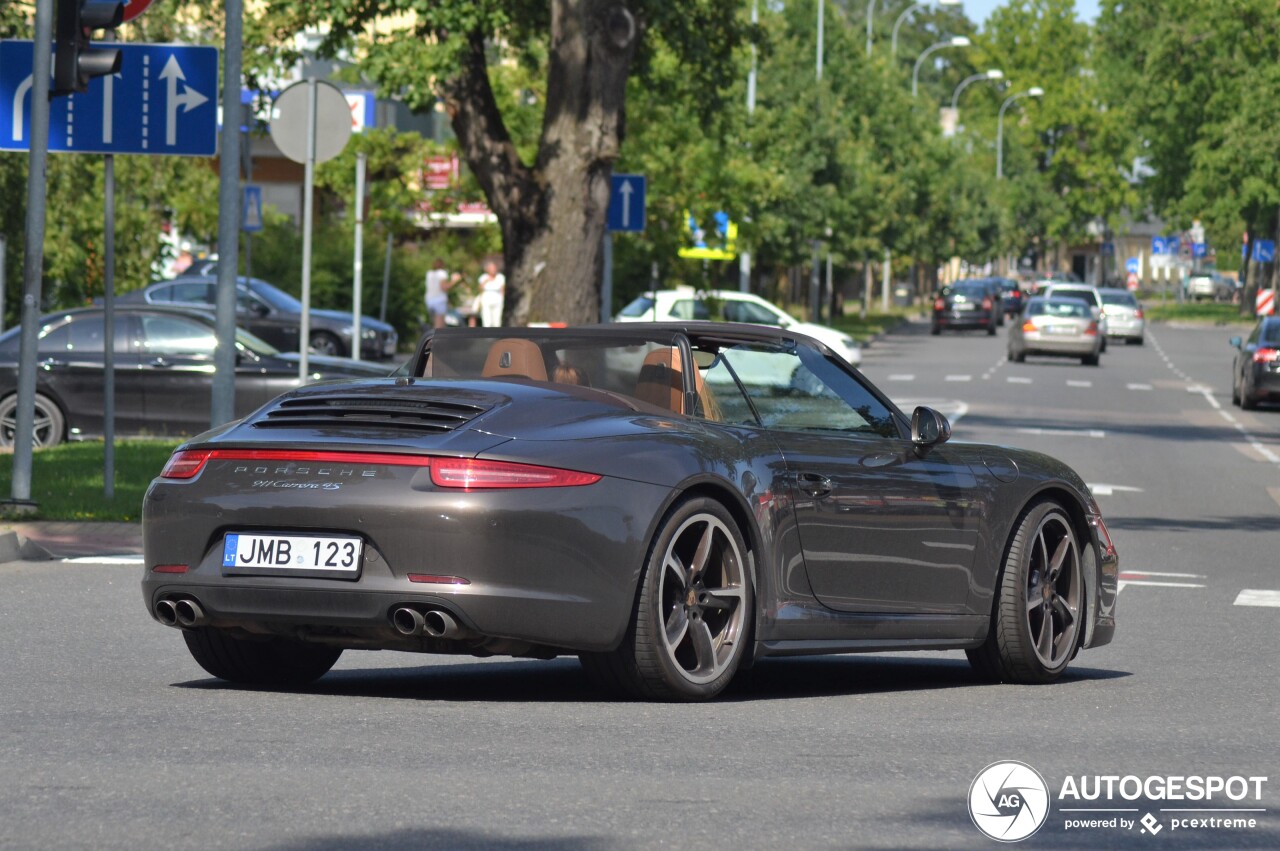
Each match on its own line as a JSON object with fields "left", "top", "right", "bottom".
{"left": 0, "top": 522, "right": 142, "bottom": 562}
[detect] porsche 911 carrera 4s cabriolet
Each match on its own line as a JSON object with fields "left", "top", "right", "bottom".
{"left": 142, "top": 323, "right": 1117, "bottom": 701}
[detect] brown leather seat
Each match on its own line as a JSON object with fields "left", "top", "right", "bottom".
{"left": 633, "top": 348, "right": 720, "bottom": 419}
{"left": 481, "top": 338, "right": 548, "bottom": 381}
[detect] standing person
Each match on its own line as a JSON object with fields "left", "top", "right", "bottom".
{"left": 478, "top": 260, "right": 506, "bottom": 327}
{"left": 424, "top": 259, "right": 453, "bottom": 328}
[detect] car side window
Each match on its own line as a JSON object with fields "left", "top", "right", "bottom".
{"left": 702, "top": 344, "right": 897, "bottom": 437}
{"left": 168, "top": 282, "right": 215, "bottom": 305}
{"left": 723, "top": 300, "right": 780, "bottom": 325}
{"left": 236, "top": 290, "right": 269, "bottom": 314}
{"left": 36, "top": 322, "right": 72, "bottom": 353}
{"left": 670, "top": 299, "right": 711, "bottom": 321}
{"left": 141, "top": 315, "right": 217, "bottom": 356}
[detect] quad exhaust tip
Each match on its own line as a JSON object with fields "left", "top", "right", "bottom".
{"left": 392, "top": 606, "right": 464, "bottom": 639}
{"left": 155, "top": 597, "right": 207, "bottom": 628}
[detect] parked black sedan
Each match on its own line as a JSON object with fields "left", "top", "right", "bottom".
{"left": 1231, "top": 317, "right": 1280, "bottom": 410}
{"left": 0, "top": 306, "right": 390, "bottom": 448}
{"left": 142, "top": 323, "right": 1117, "bottom": 701}
{"left": 932, "top": 279, "right": 999, "bottom": 335}
{"left": 118, "top": 275, "right": 398, "bottom": 360}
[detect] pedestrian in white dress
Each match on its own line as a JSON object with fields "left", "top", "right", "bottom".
{"left": 478, "top": 261, "right": 506, "bottom": 327}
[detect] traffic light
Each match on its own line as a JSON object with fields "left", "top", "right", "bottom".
{"left": 52, "top": 0, "right": 124, "bottom": 97}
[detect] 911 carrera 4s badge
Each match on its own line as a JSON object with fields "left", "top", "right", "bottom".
{"left": 222, "top": 533, "right": 363, "bottom": 578}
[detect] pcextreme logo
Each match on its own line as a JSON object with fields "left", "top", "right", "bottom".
{"left": 967, "top": 762, "right": 1270, "bottom": 843}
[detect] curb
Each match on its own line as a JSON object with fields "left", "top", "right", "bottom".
{"left": 0, "top": 530, "right": 54, "bottom": 563}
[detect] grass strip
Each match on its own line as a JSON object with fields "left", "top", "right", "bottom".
{"left": 0, "top": 440, "right": 179, "bottom": 521}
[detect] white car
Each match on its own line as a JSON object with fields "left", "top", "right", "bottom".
{"left": 616, "top": 288, "right": 862, "bottom": 366}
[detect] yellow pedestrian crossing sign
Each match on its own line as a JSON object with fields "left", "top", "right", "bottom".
{"left": 242, "top": 185, "right": 263, "bottom": 233}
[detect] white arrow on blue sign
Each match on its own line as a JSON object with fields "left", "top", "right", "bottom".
{"left": 1253, "top": 240, "right": 1275, "bottom": 263}
{"left": 0, "top": 40, "right": 219, "bottom": 156}
{"left": 607, "top": 173, "right": 646, "bottom": 233}
{"left": 1151, "top": 236, "right": 1168, "bottom": 255}
{"left": 1126, "top": 257, "right": 1140, "bottom": 275}
{"left": 242, "top": 185, "right": 264, "bottom": 233}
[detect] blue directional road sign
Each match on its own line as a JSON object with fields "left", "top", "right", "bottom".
{"left": 1151, "top": 236, "right": 1168, "bottom": 255}
{"left": 1166, "top": 237, "right": 1181, "bottom": 257}
{"left": 1192, "top": 242, "right": 1206, "bottom": 258}
{"left": 1253, "top": 240, "right": 1275, "bottom": 263}
{"left": 242, "top": 185, "right": 264, "bottom": 233}
{"left": 1126, "top": 257, "right": 1140, "bottom": 275}
{"left": 607, "top": 173, "right": 646, "bottom": 233}
{"left": 0, "top": 40, "right": 219, "bottom": 156}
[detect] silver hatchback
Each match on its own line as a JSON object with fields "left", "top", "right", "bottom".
{"left": 1099, "top": 287, "right": 1146, "bottom": 345}
{"left": 1009, "top": 297, "right": 1103, "bottom": 366}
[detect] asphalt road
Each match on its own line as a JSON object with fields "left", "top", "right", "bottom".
{"left": 2, "top": 318, "right": 1277, "bottom": 850}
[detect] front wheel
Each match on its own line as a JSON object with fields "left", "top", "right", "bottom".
{"left": 581, "top": 497, "right": 752, "bottom": 701}
{"left": 183, "top": 628, "right": 342, "bottom": 686}
{"left": 309, "top": 330, "right": 344, "bottom": 357}
{"left": 0, "top": 392, "right": 66, "bottom": 449}
{"left": 967, "top": 501, "right": 1084, "bottom": 684}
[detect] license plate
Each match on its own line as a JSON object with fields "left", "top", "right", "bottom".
{"left": 955, "top": 302, "right": 975, "bottom": 311}
{"left": 1045, "top": 325, "right": 1077, "bottom": 336}
{"left": 222, "top": 533, "right": 363, "bottom": 578}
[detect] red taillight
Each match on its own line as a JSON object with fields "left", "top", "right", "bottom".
{"left": 1021, "top": 321, "right": 1037, "bottom": 332}
{"left": 1253, "top": 347, "right": 1280, "bottom": 364}
{"left": 1085, "top": 322, "right": 1099, "bottom": 336}
{"left": 151, "top": 564, "right": 189, "bottom": 574}
{"left": 982, "top": 297, "right": 993, "bottom": 310}
{"left": 934, "top": 297, "right": 946, "bottom": 311}
{"left": 430, "top": 458, "right": 601, "bottom": 490}
{"left": 1134, "top": 308, "right": 1144, "bottom": 319}
{"left": 160, "top": 450, "right": 212, "bottom": 479}
{"left": 159, "top": 449, "right": 433, "bottom": 479}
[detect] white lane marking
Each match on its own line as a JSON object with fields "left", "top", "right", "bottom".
{"left": 61, "top": 555, "right": 145, "bottom": 565}
{"left": 1250, "top": 441, "right": 1280, "bottom": 463}
{"left": 1127, "top": 383, "right": 1153, "bottom": 391}
{"left": 1007, "top": 376, "right": 1033, "bottom": 384}
{"left": 1018, "top": 427, "right": 1106, "bottom": 438}
{"left": 1067, "top": 380, "right": 1093, "bottom": 388}
{"left": 887, "top": 374, "right": 915, "bottom": 381}
{"left": 1218, "top": 409, "right": 1237, "bottom": 423}
{"left": 1118, "top": 580, "right": 1206, "bottom": 592}
{"left": 945, "top": 374, "right": 972, "bottom": 382}
{"left": 1087, "top": 484, "right": 1144, "bottom": 496}
{"left": 1268, "top": 487, "right": 1280, "bottom": 510}
{"left": 1120, "top": 571, "right": 1207, "bottom": 579}
{"left": 1117, "top": 568, "right": 1208, "bottom": 593}
{"left": 1234, "top": 589, "right": 1280, "bottom": 608}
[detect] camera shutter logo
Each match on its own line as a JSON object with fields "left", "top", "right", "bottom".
{"left": 969, "top": 761, "right": 1051, "bottom": 842}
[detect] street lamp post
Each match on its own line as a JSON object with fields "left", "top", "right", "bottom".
{"left": 912, "top": 36, "right": 971, "bottom": 98}
{"left": 997, "top": 86, "right": 1044, "bottom": 179}
{"left": 892, "top": 0, "right": 961, "bottom": 59}
{"left": 951, "top": 68, "right": 1003, "bottom": 111}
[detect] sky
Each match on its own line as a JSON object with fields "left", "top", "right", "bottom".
{"left": 962, "top": 0, "right": 1101, "bottom": 25}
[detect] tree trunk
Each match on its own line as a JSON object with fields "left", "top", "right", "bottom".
{"left": 442, "top": 2, "right": 640, "bottom": 326}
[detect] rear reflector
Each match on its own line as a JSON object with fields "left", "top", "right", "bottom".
{"left": 407, "top": 574, "right": 471, "bottom": 585}
{"left": 159, "top": 448, "right": 434, "bottom": 479}
{"left": 151, "top": 564, "right": 189, "bottom": 574}
{"left": 430, "top": 458, "right": 602, "bottom": 490}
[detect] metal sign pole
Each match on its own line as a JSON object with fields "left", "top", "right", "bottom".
{"left": 212, "top": 0, "right": 243, "bottom": 427}
{"left": 298, "top": 77, "right": 317, "bottom": 381}
{"left": 103, "top": 152, "right": 116, "bottom": 499}
{"left": 352, "top": 152, "right": 365, "bottom": 361}
{"left": 10, "top": 0, "right": 55, "bottom": 507}
{"left": 601, "top": 231, "right": 613, "bottom": 324}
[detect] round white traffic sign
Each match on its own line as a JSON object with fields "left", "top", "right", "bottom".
{"left": 269, "top": 79, "right": 353, "bottom": 165}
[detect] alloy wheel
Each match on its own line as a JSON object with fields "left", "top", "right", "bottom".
{"left": 1023, "top": 512, "right": 1081, "bottom": 669}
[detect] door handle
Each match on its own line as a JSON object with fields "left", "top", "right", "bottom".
{"left": 796, "top": 472, "right": 833, "bottom": 499}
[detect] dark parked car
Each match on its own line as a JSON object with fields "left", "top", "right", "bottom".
{"left": 0, "top": 306, "right": 390, "bottom": 448}
{"left": 142, "top": 323, "right": 1117, "bottom": 701}
{"left": 994, "top": 277, "right": 1025, "bottom": 317}
{"left": 1231, "top": 317, "right": 1280, "bottom": 410}
{"left": 932, "top": 279, "right": 998, "bottom": 335}
{"left": 119, "top": 275, "right": 398, "bottom": 360}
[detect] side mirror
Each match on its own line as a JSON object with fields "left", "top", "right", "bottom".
{"left": 1229, "top": 336, "right": 1242, "bottom": 349}
{"left": 911, "top": 406, "right": 951, "bottom": 457}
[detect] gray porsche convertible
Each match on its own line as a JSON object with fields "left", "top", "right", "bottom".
{"left": 142, "top": 323, "right": 1117, "bottom": 701}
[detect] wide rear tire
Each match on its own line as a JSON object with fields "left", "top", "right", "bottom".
{"left": 968, "top": 501, "right": 1084, "bottom": 684}
{"left": 580, "top": 497, "right": 752, "bottom": 701}
{"left": 183, "top": 628, "right": 342, "bottom": 686}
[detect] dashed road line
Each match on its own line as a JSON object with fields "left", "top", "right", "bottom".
{"left": 1118, "top": 570, "right": 1207, "bottom": 593}
{"left": 1066, "top": 380, "right": 1092, "bottom": 388}
{"left": 887, "top": 374, "right": 915, "bottom": 382}
{"left": 1127, "top": 383, "right": 1153, "bottom": 391}
{"left": 1007, "top": 376, "right": 1033, "bottom": 384}
{"left": 1087, "top": 484, "right": 1144, "bottom": 496}
{"left": 1234, "top": 589, "right": 1280, "bottom": 608}
{"left": 945, "top": 374, "right": 972, "bottom": 382}
{"left": 1017, "top": 427, "right": 1106, "bottom": 438}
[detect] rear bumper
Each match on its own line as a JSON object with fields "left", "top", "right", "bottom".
{"left": 934, "top": 309, "right": 994, "bottom": 329}
{"left": 1018, "top": 333, "right": 1101, "bottom": 356}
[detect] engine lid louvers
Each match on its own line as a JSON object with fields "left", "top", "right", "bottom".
{"left": 253, "top": 394, "right": 488, "bottom": 434}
